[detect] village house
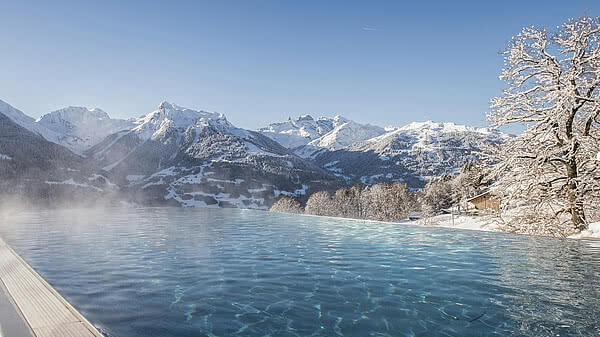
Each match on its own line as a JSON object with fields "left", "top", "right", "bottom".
{"left": 466, "top": 190, "right": 500, "bottom": 213}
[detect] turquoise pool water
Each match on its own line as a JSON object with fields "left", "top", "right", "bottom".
{"left": 0, "top": 208, "right": 599, "bottom": 336}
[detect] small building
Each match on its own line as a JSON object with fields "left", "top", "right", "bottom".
{"left": 466, "top": 191, "right": 500, "bottom": 212}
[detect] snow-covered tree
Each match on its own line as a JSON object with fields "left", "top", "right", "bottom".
{"left": 363, "top": 182, "right": 413, "bottom": 221}
{"left": 489, "top": 16, "right": 600, "bottom": 233}
{"left": 332, "top": 185, "right": 366, "bottom": 218}
{"left": 452, "top": 161, "right": 486, "bottom": 211}
{"left": 270, "top": 196, "right": 303, "bottom": 214}
{"left": 305, "top": 191, "right": 336, "bottom": 216}
{"left": 302, "top": 183, "right": 419, "bottom": 221}
{"left": 421, "top": 177, "right": 453, "bottom": 217}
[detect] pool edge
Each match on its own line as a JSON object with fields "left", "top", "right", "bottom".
{"left": 0, "top": 237, "right": 105, "bottom": 337}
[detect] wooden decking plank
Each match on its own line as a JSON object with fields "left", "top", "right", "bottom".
{"left": 0, "top": 238, "right": 104, "bottom": 337}
{"left": 34, "top": 322, "right": 98, "bottom": 337}
{"left": 0, "top": 246, "right": 77, "bottom": 328}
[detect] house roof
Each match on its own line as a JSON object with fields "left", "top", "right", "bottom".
{"left": 466, "top": 190, "right": 493, "bottom": 202}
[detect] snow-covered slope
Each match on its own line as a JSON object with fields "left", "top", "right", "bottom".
{"left": 307, "top": 119, "right": 385, "bottom": 150}
{"left": 38, "top": 106, "right": 135, "bottom": 153}
{"left": 87, "top": 102, "right": 339, "bottom": 208}
{"left": 0, "top": 109, "right": 81, "bottom": 175}
{"left": 0, "top": 99, "right": 134, "bottom": 154}
{"left": 259, "top": 114, "right": 386, "bottom": 152}
{"left": 312, "top": 120, "right": 510, "bottom": 187}
{"left": 361, "top": 121, "right": 508, "bottom": 153}
{"left": 0, "top": 107, "right": 118, "bottom": 204}
{"left": 258, "top": 115, "right": 345, "bottom": 148}
{"left": 0, "top": 99, "right": 69, "bottom": 149}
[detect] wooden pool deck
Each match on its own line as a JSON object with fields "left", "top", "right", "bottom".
{"left": 0, "top": 237, "right": 104, "bottom": 337}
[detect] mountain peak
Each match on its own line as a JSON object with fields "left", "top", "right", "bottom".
{"left": 297, "top": 114, "right": 314, "bottom": 121}
{"left": 90, "top": 107, "right": 108, "bottom": 115}
{"left": 39, "top": 106, "right": 112, "bottom": 124}
{"left": 133, "top": 102, "right": 233, "bottom": 141}
{"left": 332, "top": 115, "right": 348, "bottom": 123}
{"left": 62, "top": 106, "right": 110, "bottom": 119}
{"left": 158, "top": 101, "right": 174, "bottom": 110}
{"left": 260, "top": 114, "right": 385, "bottom": 150}
{"left": 400, "top": 120, "right": 444, "bottom": 131}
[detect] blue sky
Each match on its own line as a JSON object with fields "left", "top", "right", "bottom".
{"left": 0, "top": 1, "right": 598, "bottom": 129}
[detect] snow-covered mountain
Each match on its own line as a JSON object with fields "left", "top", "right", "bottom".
{"left": 0, "top": 99, "right": 68, "bottom": 149}
{"left": 129, "top": 101, "right": 233, "bottom": 141}
{"left": 0, "top": 108, "right": 81, "bottom": 177}
{"left": 259, "top": 116, "right": 509, "bottom": 187}
{"left": 258, "top": 114, "right": 386, "bottom": 152}
{"left": 0, "top": 105, "right": 118, "bottom": 205}
{"left": 311, "top": 121, "right": 510, "bottom": 187}
{"left": 258, "top": 114, "right": 343, "bottom": 148}
{"left": 87, "top": 102, "right": 339, "bottom": 208}
{"left": 37, "top": 106, "right": 135, "bottom": 153}
{"left": 0, "top": 99, "right": 134, "bottom": 154}
{"left": 307, "top": 119, "right": 386, "bottom": 149}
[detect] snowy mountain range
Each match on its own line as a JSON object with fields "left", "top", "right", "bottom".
{"left": 258, "top": 117, "right": 509, "bottom": 186}
{"left": 311, "top": 121, "right": 509, "bottom": 186}
{"left": 258, "top": 114, "right": 386, "bottom": 150}
{"left": 0, "top": 98, "right": 509, "bottom": 208}
{"left": 83, "top": 101, "right": 336, "bottom": 208}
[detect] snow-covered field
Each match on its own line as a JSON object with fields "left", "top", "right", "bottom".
{"left": 414, "top": 214, "right": 600, "bottom": 240}
{"left": 414, "top": 214, "right": 500, "bottom": 232}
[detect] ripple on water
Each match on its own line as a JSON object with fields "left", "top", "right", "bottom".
{"left": 1, "top": 207, "right": 600, "bottom": 337}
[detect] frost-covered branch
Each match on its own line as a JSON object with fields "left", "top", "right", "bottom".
{"left": 488, "top": 16, "right": 600, "bottom": 235}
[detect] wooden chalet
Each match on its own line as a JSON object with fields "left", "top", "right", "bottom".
{"left": 466, "top": 191, "right": 500, "bottom": 212}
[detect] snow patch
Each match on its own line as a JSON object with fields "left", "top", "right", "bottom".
{"left": 206, "top": 178, "right": 245, "bottom": 185}
{"left": 126, "top": 175, "right": 146, "bottom": 184}
{"left": 274, "top": 184, "right": 309, "bottom": 197}
{"left": 88, "top": 174, "right": 119, "bottom": 189}
{"left": 45, "top": 178, "right": 103, "bottom": 192}
{"left": 569, "top": 223, "right": 600, "bottom": 239}
{"left": 415, "top": 214, "right": 500, "bottom": 232}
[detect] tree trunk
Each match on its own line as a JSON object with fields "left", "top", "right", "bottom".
{"left": 565, "top": 103, "right": 586, "bottom": 232}
{"left": 566, "top": 158, "right": 586, "bottom": 231}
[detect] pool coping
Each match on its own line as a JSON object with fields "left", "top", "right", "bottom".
{"left": 0, "top": 237, "right": 104, "bottom": 337}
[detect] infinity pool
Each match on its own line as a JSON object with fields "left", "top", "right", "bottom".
{"left": 0, "top": 208, "right": 599, "bottom": 336}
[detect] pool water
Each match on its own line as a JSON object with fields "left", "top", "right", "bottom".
{"left": 0, "top": 208, "right": 599, "bottom": 336}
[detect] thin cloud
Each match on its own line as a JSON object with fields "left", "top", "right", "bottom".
{"left": 362, "top": 26, "right": 379, "bottom": 31}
